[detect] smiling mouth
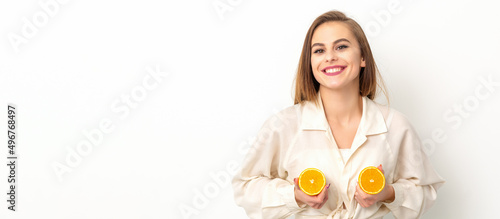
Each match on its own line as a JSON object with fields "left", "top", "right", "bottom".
{"left": 322, "top": 65, "right": 346, "bottom": 75}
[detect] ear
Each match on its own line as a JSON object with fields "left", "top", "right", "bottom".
{"left": 361, "top": 57, "right": 366, "bottom": 68}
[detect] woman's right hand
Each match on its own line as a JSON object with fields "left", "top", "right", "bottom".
{"left": 293, "top": 178, "right": 330, "bottom": 209}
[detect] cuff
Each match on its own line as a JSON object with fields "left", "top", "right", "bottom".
{"left": 278, "top": 184, "right": 307, "bottom": 210}
{"left": 383, "top": 183, "right": 404, "bottom": 209}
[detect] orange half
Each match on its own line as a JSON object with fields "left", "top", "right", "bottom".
{"left": 358, "top": 166, "right": 385, "bottom": 195}
{"left": 298, "top": 168, "right": 326, "bottom": 196}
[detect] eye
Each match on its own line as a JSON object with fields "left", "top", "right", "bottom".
{"left": 313, "top": 49, "right": 324, "bottom": 54}
{"left": 336, "top": 45, "right": 348, "bottom": 50}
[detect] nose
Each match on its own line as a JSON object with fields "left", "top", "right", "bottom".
{"left": 325, "top": 50, "right": 337, "bottom": 62}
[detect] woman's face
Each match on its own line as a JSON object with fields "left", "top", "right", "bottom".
{"left": 310, "top": 21, "right": 365, "bottom": 92}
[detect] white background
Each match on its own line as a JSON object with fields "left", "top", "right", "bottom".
{"left": 0, "top": 0, "right": 499, "bottom": 218}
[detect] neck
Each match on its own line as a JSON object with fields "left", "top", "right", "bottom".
{"left": 319, "top": 85, "right": 362, "bottom": 125}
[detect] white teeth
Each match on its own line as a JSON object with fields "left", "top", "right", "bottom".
{"left": 325, "top": 67, "right": 343, "bottom": 73}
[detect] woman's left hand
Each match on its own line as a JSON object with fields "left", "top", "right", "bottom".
{"left": 354, "top": 164, "right": 395, "bottom": 208}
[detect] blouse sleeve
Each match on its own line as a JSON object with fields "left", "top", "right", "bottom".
{"left": 384, "top": 112, "right": 445, "bottom": 218}
{"left": 232, "top": 111, "right": 305, "bottom": 219}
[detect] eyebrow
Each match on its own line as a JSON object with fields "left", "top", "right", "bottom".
{"left": 311, "top": 38, "right": 351, "bottom": 48}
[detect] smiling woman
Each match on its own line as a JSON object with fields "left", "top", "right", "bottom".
{"left": 295, "top": 11, "right": 383, "bottom": 106}
{"left": 232, "top": 10, "right": 444, "bottom": 219}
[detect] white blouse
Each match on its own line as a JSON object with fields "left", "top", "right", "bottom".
{"left": 339, "top": 149, "right": 351, "bottom": 164}
{"left": 232, "top": 94, "right": 445, "bottom": 219}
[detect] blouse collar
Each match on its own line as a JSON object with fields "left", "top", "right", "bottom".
{"left": 300, "top": 92, "right": 387, "bottom": 136}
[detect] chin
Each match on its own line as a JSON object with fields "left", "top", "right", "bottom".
{"left": 320, "top": 83, "right": 343, "bottom": 90}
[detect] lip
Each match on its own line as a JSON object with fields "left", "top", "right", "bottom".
{"left": 321, "top": 65, "right": 346, "bottom": 76}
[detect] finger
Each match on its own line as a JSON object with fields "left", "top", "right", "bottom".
{"left": 355, "top": 195, "right": 365, "bottom": 208}
{"left": 357, "top": 196, "right": 367, "bottom": 208}
{"left": 355, "top": 182, "right": 363, "bottom": 194}
{"left": 316, "top": 201, "right": 326, "bottom": 209}
{"left": 311, "top": 202, "right": 321, "bottom": 209}
{"left": 320, "top": 193, "right": 328, "bottom": 206}
{"left": 323, "top": 188, "right": 329, "bottom": 201}
{"left": 315, "top": 200, "right": 323, "bottom": 208}
{"left": 318, "top": 183, "right": 330, "bottom": 198}
{"left": 312, "top": 183, "right": 327, "bottom": 203}
{"left": 294, "top": 178, "right": 300, "bottom": 189}
{"left": 318, "top": 202, "right": 325, "bottom": 209}
{"left": 361, "top": 202, "right": 367, "bottom": 208}
{"left": 378, "top": 164, "right": 385, "bottom": 174}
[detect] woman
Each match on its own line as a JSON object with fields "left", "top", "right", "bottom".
{"left": 232, "top": 10, "right": 444, "bottom": 219}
